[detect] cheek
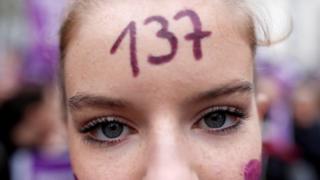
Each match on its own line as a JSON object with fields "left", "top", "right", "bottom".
{"left": 244, "top": 160, "right": 262, "bottom": 180}
{"left": 68, "top": 134, "right": 145, "bottom": 180}
{"left": 193, "top": 136, "right": 261, "bottom": 178}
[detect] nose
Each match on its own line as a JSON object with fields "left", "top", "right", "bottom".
{"left": 143, "top": 157, "right": 198, "bottom": 180}
{"left": 142, "top": 123, "right": 199, "bottom": 180}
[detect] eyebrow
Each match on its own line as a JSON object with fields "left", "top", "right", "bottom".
{"left": 187, "top": 80, "right": 254, "bottom": 104}
{"left": 68, "top": 80, "right": 253, "bottom": 111}
{"left": 68, "top": 94, "right": 130, "bottom": 111}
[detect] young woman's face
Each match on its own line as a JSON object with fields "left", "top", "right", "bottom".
{"left": 64, "top": 0, "right": 262, "bottom": 179}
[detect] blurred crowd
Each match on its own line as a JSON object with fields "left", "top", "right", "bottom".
{"left": 0, "top": 0, "right": 320, "bottom": 180}
{"left": 0, "top": 0, "right": 72, "bottom": 180}
{"left": 256, "top": 60, "right": 320, "bottom": 180}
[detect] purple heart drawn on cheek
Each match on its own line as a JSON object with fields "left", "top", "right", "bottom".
{"left": 244, "top": 159, "right": 261, "bottom": 180}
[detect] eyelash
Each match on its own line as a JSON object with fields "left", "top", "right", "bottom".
{"left": 79, "top": 106, "right": 248, "bottom": 146}
{"left": 193, "top": 106, "right": 248, "bottom": 135}
{"left": 79, "top": 116, "right": 134, "bottom": 146}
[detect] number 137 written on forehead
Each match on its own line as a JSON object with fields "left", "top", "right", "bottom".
{"left": 110, "top": 9, "right": 212, "bottom": 77}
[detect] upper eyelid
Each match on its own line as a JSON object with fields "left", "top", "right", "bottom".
{"left": 193, "top": 106, "right": 246, "bottom": 122}
{"left": 79, "top": 116, "right": 133, "bottom": 133}
{"left": 77, "top": 105, "right": 248, "bottom": 132}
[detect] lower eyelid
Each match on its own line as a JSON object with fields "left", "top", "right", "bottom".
{"left": 82, "top": 134, "right": 125, "bottom": 147}
{"left": 82, "top": 136, "right": 104, "bottom": 146}
{"left": 203, "top": 120, "right": 244, "bottom": 135}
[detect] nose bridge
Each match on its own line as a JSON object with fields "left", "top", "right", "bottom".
{"left": 142, "top": 114, "right": 198, "bottom": 180}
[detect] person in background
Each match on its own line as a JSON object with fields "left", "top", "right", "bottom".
{"left": 0, "top": 84, "right": 73, "bottom": 180}
{"left": 9, "top": 85, "right": 73, "bottom": 180}
{"left": 0, "top": 36, "right": 72, "bottom": 180}
{"left": 292, "top": 77, "right": 320, "bottom": 180}
{"left": 0, "top": 50, "right": 22, "bottom": 103}
{"left": 0, "top": 0, "right": 74, "bottom": 179}
{"left": 0, "top": 85, "right": 43, "bottom": 180}
{"left": 256, "top": 61, "right": 298, "bottom": 180}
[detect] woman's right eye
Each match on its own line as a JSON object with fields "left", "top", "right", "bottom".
{"left": 80, "top": 117, "right": 133, "bottom": 145}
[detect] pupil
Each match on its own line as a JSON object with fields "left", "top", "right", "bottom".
{"left": 102, "top": 122, "right": 124, "bottom": 138}
{"left": 204, "top": 112, "right": 226, "bottom": 128}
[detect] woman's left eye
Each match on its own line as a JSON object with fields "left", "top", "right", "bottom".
{"left": 195, "top": 107, "right": 246, "bottom": 133}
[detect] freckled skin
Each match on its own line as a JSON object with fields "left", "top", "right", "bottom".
{"left": 244, "top": 160, "right": 262, "bottom": 180}
{"left": 64, "top": 0, "right": 263, "bottom": 179}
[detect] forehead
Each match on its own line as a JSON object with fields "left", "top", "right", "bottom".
{"left": 65, "top": 0, "right": 253, "bottom": 98}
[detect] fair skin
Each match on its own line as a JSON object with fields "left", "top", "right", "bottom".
{"left": 63, "top": 0, "right": 262, "bottom": 179}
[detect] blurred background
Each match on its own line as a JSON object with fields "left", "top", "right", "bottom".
{"left": 0, "top": 0, "right": 319, "bottom": 180}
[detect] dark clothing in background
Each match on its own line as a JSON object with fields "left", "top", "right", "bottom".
{"left": 294, "top": 119, "right": 320, "bottom": 179}
{"left": 0, "top": 87, "right": 42, "bottom": 180}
